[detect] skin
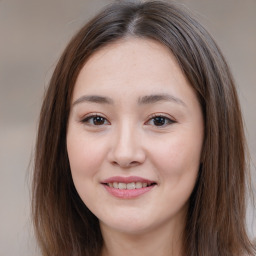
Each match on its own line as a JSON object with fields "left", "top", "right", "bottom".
{"left": 67, "top": 38, "right": 204, "bottom": 256}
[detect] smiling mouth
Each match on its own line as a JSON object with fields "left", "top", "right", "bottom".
{"left": 101, "top": 176, "right": 157, "bottom": 198}
{"left": 104, "top": 182, "right": 157, "bottom": 190}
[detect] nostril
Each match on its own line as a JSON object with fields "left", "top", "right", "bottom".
{"left": 111, "top": 160, "right": 140, "bottom": 168}
{"left": 112, "top": 161, "right": 119, "bottom": 166}
{"left": 130, "top": 161, "right": 140, "bottom": 166}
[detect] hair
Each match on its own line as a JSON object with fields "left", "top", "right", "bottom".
{"left": 32, "top": 1, "right": 255, "bottom": 255}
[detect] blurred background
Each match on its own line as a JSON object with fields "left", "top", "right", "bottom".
{"left": 0, "top": 0, "right": 255, "bottom": 255}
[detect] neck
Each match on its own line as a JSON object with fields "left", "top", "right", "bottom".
{"left": 100, "top": 219, "right": 184, "bottom": 256}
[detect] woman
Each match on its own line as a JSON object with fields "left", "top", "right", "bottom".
{"left": 32, "top": 1, "right": 255, "bottom": 255}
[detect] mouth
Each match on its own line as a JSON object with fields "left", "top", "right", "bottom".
{"left": 104, "top": 181, "right": 157, "bottom": 190}
{"left": 101, "top": 176, "right": 157, "bottom": 199}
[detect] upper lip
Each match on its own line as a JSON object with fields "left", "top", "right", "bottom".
{"left": 101, "top": 176, "right": 156, "bottom": 184}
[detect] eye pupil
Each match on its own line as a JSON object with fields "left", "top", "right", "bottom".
{"left": 93, "top": 116, "right": 105, "bottom": 125}
{"left": 153, "top": 117, "right": 166, "bottom": 126}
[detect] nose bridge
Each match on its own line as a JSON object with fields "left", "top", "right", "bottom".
{"left": 109, "top": 119, "right": 145, "bottom": 167}
{"left": 116, "top": 120, "right": 135, "bottom": 152}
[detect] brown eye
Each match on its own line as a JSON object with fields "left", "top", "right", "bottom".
{"left": 92, "top": 116, "right": 105, "bottom": 125}
{"left": 146, "top": 115, "right": 175, "bottom": 127}
{"left": 82, "top": 115, "right": 110, "bottom": 126}
{"left": 153, "top": 116, "right": 167, "bottom": 126}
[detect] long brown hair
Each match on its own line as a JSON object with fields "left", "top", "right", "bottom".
{"left": 32, "top": 1, "right": 255, "bottom": 255}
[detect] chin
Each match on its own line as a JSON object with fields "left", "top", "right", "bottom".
{"left": 102, "top": 223, "right": 153, "bottom": 236}
{"left": 99, "top": 215, "right": 155, "bottom": 235}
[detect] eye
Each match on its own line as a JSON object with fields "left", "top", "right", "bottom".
{"left": 146, "top": 115, "right": 175, "bottom": 127}
{"left": 81, "top": 114, "right": 110, "bottom": 126}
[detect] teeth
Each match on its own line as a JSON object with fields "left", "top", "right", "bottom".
{"left": 127, "top": 182, "right": 135, "bottom": 190}
{"left": 135, "top": 182, "right": 142, "bottom": 189}
{"left": 118, "top": 183, "right": 127, "bottom": 189}
{"left": 107, "top": 182, "right": 153, "bottom": 189}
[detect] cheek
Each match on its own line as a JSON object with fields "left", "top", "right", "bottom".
{"left": 149, "top": 134, "right": 202, "bottom": 185}
{"left": 66, "top": 131, "right": 108, "bottom": 208}
{"left": 66, "top": 131, "right": 106, "bottom": 180}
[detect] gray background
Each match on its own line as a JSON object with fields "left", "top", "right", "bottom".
{"left": 0, "top": 0, "right": 255, "bottom": 255}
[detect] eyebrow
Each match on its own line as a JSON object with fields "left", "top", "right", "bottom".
{"left": 72, "top": 93, "right": 186, "bottom": 107}
{"left": 138, "top": 93, "right": 187, "bottom": 107}
{"left": 72, "top": 95, "right": 114, "bottom": 106}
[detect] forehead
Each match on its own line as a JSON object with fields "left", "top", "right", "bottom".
{"left": 80, "top": 38, "right": 179, "bottom": 78}
{"left": 72, "top": 37, "right": 195, "bottom": 106}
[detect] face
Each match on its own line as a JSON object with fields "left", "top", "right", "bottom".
{"left": 67, "top": 38, "right": 204, "bottom": 236}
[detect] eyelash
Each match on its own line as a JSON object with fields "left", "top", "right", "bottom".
{"left": 81, "top": 114, "right": 176, "bottom": 127}
{"left": 145, "top": 114, "right": 176, "bottom": 127}
{"left": 81, "top": 114, "right": 110, "bottom": 126}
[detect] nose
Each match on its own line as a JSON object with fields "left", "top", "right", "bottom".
{"left": 107, "top": 122, "right": 146, "bottom": 168}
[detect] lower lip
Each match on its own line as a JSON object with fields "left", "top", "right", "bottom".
{"left": 103, "top": 184, "right": 155, "bottom": 199}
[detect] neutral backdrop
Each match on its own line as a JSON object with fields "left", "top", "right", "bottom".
{"left": 0, "top": 0, "right": 255, "bottom": 255}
